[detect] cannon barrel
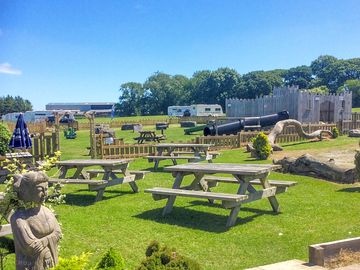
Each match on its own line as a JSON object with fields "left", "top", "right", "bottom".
{"left": 203, "top": 111, "right": 289, "bottom": 136}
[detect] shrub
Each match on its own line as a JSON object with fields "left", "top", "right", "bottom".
{"left": 252, "top": 132, "right": 272, "bottom": 160}
{"left": 95, "top": 248, "right": 125, "bottom": 270}
{"left": 0, "top": 124, "right": 11, "bottom": 156}
{"left": 137, "top": 241, "right": 201, "bottom": 270}
{"left": 50, "top": 252, "right": 90, "bottom": 270}
{"left": 332, "top": 127, "right": 339, "bottom": 138}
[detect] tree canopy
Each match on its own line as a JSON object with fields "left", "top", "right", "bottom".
{"left": 0, "top": 95, "right": 33, "bottom": 116}
{"left": 116, "top": 55, "right": 360, "bottom": 116}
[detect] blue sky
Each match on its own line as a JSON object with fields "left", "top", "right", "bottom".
{"left": 1, "top": 0, "right": 360, "bottom": 110}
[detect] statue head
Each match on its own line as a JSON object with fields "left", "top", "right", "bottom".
{"left": 13, "top": 171, "right": 49, "bottom": 204}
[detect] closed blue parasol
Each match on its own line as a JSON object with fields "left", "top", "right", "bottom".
{"left": 9, "top": 113, "right": 32, "bottom": 149}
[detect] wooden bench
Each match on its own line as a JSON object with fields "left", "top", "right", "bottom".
{"left": 145, "top": 155, "right": 202, "bottom": 170}
{"left": 171, "top": 151, "right": 220, "bottom": 158}
{"left": 86, "top": 169, "right": 149, "bottom": 180}
{"left": 202, "top": 176, "right": 297, "bottom": 191}
{"left": 49, "top": 178, "right": 109, "bottom": 202}
{"left": 145, "top": 187, "right": 248, "bottom": 213}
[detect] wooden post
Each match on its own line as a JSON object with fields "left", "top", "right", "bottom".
{"left": 85, "top": 111, "right": 96, "bottom": 159}
{"left": 237, "top": 132, "right": 241, "bottom": 148}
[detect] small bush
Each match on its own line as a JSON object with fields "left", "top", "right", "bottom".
{"left": 146, "top": 240, "right": 160, "bottom": 257}
{"left": 0, "top": 124, "right": 11, "bottom": 156}
{"left": 354, "top": 150, "right": 360, "bottom": 181}
{"left": 50, "top": 252, "right": 90, "bottom": 270}
{"left": 95, "top": 248, "right": 125, "bottom": 270}
{"left": 137, "top": 241, "right": 201, "bottom": 270}
{"left": 332, "top": 127, "right": 339, "bottom": 138}
{"left": 252, "top": 132, "right": 272, "bottom": 160}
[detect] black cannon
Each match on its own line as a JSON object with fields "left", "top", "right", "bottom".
{"left": 203, "top": 111, "right": 289, "bottom": 136}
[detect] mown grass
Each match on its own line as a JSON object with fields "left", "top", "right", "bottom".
{"left": 352, "top": 107, "right": 360, "bottom": 113}
{"left": 3, "top": 128, "right": 360, "bottom": 269}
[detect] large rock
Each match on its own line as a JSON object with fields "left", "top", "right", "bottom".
{"left": 348, "top": 129, "right": 360, "bottom": 137}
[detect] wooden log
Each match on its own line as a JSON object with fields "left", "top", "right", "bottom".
{"left": 274, "top": 154, "right": 356, "bottom": 183}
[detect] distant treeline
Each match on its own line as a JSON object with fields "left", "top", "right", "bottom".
{"left": 0, "top": 95, "right": 33, "bottom": 116}
{"left": 116, "top": 55, "right": 360, "bottom": 116}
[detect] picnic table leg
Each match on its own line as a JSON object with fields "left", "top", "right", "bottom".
{"left": 260, "top": 173, "right": 280, "bottom": 213}
{"left": 72, "top": 166, "right": 87, "bottom": 179}
{"left": 128, "top": 182, "right": 139, "bottom": 193}
{"left": 59, "top": 166, "right": 68, "bottom": 178}
{"left": 226, "top": 175, "right": 250, "bottom": 227}
{"left": 154, "top": 160, "right": 160, "bottom": 170}
{"left": 162, "top": 172, "right": 184, "bottom": 216}
{"left": 95, "top": 188, "right": 105, "bottom": 202}
{"left": 118, "top": 165, "right": 139, "bottom": 193}
{"left": 189, "top": 173, "right": 213, "bottom": 203}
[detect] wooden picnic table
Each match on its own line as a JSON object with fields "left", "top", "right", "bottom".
{"left": 146, "top": 143, "right": 218, "bottom": 170}
{"left": 134, "top": 130, "right": 165, "bottom": 144}
{"left": 54, "top": 159, "right": 141, "bottom": 201}
{"left": 145, "top": 163, "right": 297, "bottom": 227}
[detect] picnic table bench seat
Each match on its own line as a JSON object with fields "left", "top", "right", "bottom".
{"left": 171, "top": 151, "right": 220, "bottom": 157}
{"left": 146, "top": 155, "right": 202, "bottom": 162}
{"left": 145, "top": 187, "right": 248, "bottom": 209}
{"left": 49, "top": 178, "right": 108, "bottom": 186}
{"left": 202, "top": 176, "right": 297, "bottom": 188}
{"left": 86, "top": 169, "right": 149, "bottom": 180}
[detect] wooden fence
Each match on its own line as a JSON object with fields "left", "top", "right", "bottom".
{"left": 98, "top": 123, "right": 337, "bottom": 159}
{"left": 31, "top": 132, "right": 59, "bottom": 161}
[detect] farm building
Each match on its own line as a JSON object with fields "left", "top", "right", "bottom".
{"left": 226, "top": 86, "right": 352, "bottom": 123}
{"left": 46, "top": 102, "right": 115, "bottom": 116}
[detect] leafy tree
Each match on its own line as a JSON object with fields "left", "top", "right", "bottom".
{"left": 190, "top": 68, "right": 241, "bottom": 108}
{"left": 117, "top": 82, "right": 146, "bottom": 116}
{"left": 311, "top": 55, "right": 360, "bottom": 92}
{"left": 238, "top": 70, "right": 283, "bottom": 99}
{"left": 284, "top": 65, "right": 313, "bottom": 89}
{"left": 307, "top": 85, "right": 330, "bottom": 95}
{"left": 144, "top": 72, "right": 190, "bottom": 115}
{"left": 0, "top": 95, "right": 32, "bottom": 116}
{"left": 338, "top": 79, "right": 360, "bottom": 107}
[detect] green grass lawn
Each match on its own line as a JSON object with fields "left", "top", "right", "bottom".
{"left": 3, "top": 132, "right": 360, "bottom": 269}
{"left": 352, "top": 107, "right": 360, "bottom": 112}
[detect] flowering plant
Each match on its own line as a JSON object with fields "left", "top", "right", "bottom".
{"left": 0, "top": 151, "right": 65, "bottom": 223}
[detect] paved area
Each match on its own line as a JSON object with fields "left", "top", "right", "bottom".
{"left": 245, "top": 259, "right": 326, "bottom": 270}
{"left": 246, "top": 260, "right": 360, "bottom": 270}
{"left": 336, "top": 264, "right": 360, "bottom": 270}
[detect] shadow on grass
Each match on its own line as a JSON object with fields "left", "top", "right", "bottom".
{"left": 337, "top": 187, "right": 360, "bottom": 193}
{"left": 63, "top": 190, "right": 134, "bottom": 206}
{"left": 134, "top": 204, "right": 278, "bottom": 233}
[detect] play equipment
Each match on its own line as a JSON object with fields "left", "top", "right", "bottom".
{"left": 203, "top": 111, "right": 290, "bottom": 136}
{"left": 184, "top": 124, "right": 208, "bottom": 135}
{"left": 64, "top": 127, "right": 77, "bottom": 139}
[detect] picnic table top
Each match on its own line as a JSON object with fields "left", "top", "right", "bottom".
{"left": 156, "top": 143, "right": 212, "bottom": 148}
{"left": 164, "top": 163, "right": 280, "bottom": 175}
{"left": 56, "top": 159, "right": 132, "bottom": 167}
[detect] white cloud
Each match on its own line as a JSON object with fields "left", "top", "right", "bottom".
{"left": 0, "top": 63, "right": 22, "bottom": 75}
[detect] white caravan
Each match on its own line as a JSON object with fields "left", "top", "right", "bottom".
{"left": 167, "top": 104, "right": 223, "bottom": 117}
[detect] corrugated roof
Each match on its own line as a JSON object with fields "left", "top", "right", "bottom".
{"left": 46, "top": 102, "right": 115, "bottom": 105}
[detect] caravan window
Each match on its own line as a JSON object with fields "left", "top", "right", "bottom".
{"left": 205, "top": 108, "right": 211, "bottom": 112}
{"left": 215, "top": 108, "right": 221, "bottom": 112}
{"left": 177, "top": 109, "right": 182, "bottom": 113}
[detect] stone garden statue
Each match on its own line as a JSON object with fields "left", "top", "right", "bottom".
{"left": 10, "top": 171, "right": 61, "bottom": 270}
